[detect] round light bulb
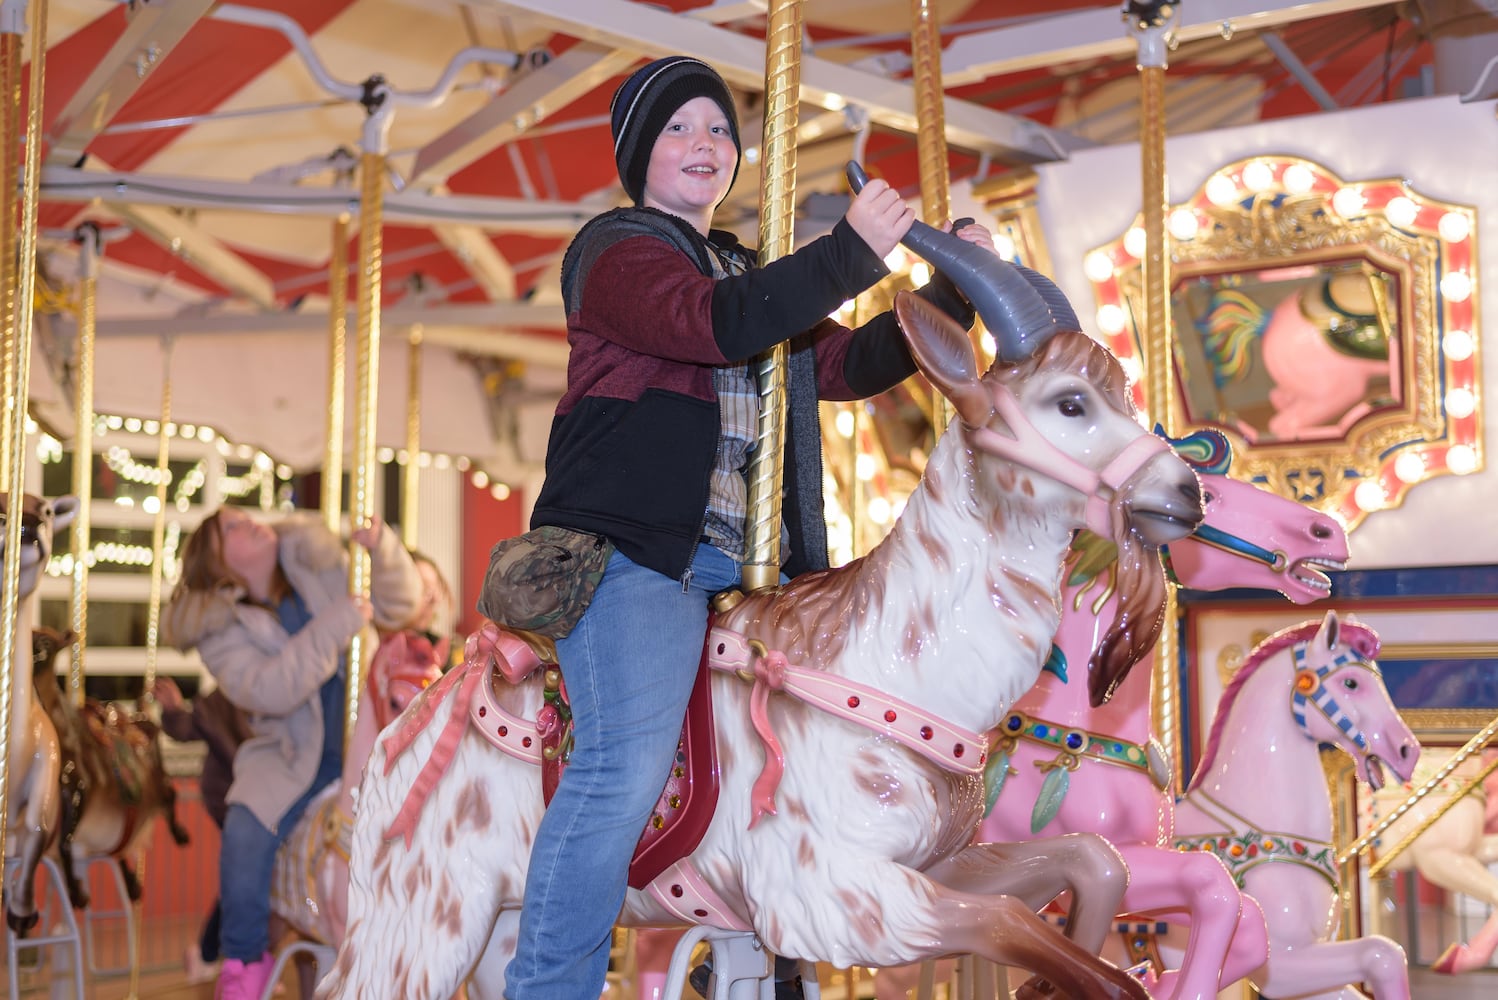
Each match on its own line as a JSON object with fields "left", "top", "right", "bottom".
{"left": 1443, "top": 329, "right": 1474, "bottom": 361}
{"left": 1393, "top": 452, "right": 1426, "bottom": 484}
{"left": 1097, "top": 304, "right": 1127, "bottom": 335}
{"left": 1205, "top": 174, "right": 1239, "bottom": 207}
{"left": 867, "top": 496, "right": 892, "bottom": 525}
{"left": 835, "top": 410, "right": 856, "bottom": 439}
{"left": 1242, "top": 161, "right": 1274, "bottom": 192}
{"left": 1332, "top": 187, "right": 1365, "bottom": 219}
{"left": 993, "top": 234, "right": 1016, "bottom": 261}
{"left": 855, "top": 453, "right": 877, "bottom": 482}
{"left": 1282, "top": 163, "right": 1315, "bottom": 195}
{"left": 1122, "top": 227, "right": 1147, "bottom": 260}
{"left": 1354, "top": 480, "right": 1386, "bottom": 512}
{"left": 1447, "top": 445, "right": 1478, "bottom": 475}
{"left": 1445, "top": 386, "right": 1476, "bottom": 419}
{"left": 1438, "top": 211, "right": 1471, "bottom": 243}
{"left": 1084, "top": 251, "right": 1116, "bottom": 283}
{"left": 1385, "top": 196, "right": 1418, "bottom": 229}
{"left": 1169, "top": 208, "right": 1200, "bottom": 241}
{"left": 1441, "top": 271, "right": 1472, "bottom": 302}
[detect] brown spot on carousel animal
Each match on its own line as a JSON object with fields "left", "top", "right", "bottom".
{"left": 317, "top": 196, "right": 1205, "bottom": 1000}
{"left": 29, "top": 624, "right": 191, "bottom": 912}
{"left": 1, "top": 492, "right": 77, "bottom": 935}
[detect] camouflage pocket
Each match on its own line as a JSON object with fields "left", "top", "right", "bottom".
{"left": 476, "top": 526, "right": 614, "bottom": 639}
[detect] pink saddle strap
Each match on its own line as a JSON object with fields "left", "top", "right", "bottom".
{"left": 644, "top": 859, "right": 752, "bottom": 932}
{"left": 705, "top": 627, "right": 989, "bottom": 826}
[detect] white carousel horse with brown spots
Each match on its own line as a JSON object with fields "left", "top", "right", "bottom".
{"left": 316, "top": 211, "right": 1205, "bottom": 1000}
{"left": 2, "top": 493, "right": 78, "bottom": 935}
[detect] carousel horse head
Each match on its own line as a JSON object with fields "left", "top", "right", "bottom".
{"left": 1194, "top": 610, "right": 1418, "bottom": 793}
{"left": 1161, "top": 429, "right": 1348, "bottom": 602}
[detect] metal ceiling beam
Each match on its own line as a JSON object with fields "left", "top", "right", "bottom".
{"left": 109, "top": 202, "right": 278, "bottom": 309}
{"left": 492, "top": 0, "right": 1069, "bottom": 162}
{"left": 410, "top": 43, "right": 638, "bottom": 185}
{"left": 45, "top": 0, "right": 219, "bottom": 167}
{"left": 432, "top": 217, "right": 517, "bottom": 301}
{"left": 941, "top": 0, "right": 1405, "bottom": 86}
{"left": 41, "top": 165, "right": 598, "bottom": 234}
{"left": 94, "top": 301, "right": 570, "bottom": 365}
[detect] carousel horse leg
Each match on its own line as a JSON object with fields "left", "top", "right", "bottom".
{"left": 1417, "top": 839, "right": 1498, "bottom": 973}
{"left": 1253, "top": 934, "right": 1408, "bottom": 1000}
{"left": 1103, "top": 844, "right": 1268, "bottom": 1000}
{"left": 463, "top": 908, "right": 521, "bottom": 1000}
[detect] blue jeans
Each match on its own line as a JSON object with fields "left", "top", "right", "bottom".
{"left": 218, "top": 734, "right": 342, "bottom": 961}
{"left": 504, "top": 543, "right": 744, "bottom": 999}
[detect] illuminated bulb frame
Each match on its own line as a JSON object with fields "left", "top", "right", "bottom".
{"left": 1086, "top": 155, "right": 1482, "bottom": 530}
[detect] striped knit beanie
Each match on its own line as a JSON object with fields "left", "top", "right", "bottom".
{"left": 610, "top": 56, "right": 741, "bottom": 206}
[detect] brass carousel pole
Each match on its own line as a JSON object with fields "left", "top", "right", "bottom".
{"left": 130, "top": 339, "right": 174, "bottom": 1000}
{"left": 345, "top": 89, "right": 394, "bottom": 756}
{"left": 1125, "top": 0, "right": 1184, "bottom": 792}
{"left": 741, "top": 0, "right": 803, "bottom": 594}
{"left": 402, "top": 323, "right": 422, "bottom": 552}
{"left": 0, "top": 0, "right": 25, "bottom": 492}
{"left": 323, "top": 211, "right": 351, "bottom": 534}
{"left": 69, "top": 224, "right": 100, "bottom": 708}
{"left": 0, "top": 0, "right": 46, "bottom": 868}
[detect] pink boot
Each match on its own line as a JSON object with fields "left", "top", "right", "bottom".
{"left": 216, "top": 952, "right": 276, "bottom": 1000}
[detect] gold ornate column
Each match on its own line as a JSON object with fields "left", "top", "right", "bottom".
{"left": 345, "top": 95, "right": 394, "bottom": 756}
{"left": 1125, "top": 0, "right": 1184, "bottom": 791}
{"left": 69, "top": 225, "right": 99, "bottom": 707}
{"left": 323, "top": 212, "right": 350, "bottom": 534}
{"left": 0, "top": 0, "right": 46, "bottom": 865}
{"left": 741, "top": 0, "right": 803, "bottom": 594}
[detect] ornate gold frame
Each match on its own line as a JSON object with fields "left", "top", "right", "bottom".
{"left": 1087, "top": 156, "right": 1482, "bottom": 529}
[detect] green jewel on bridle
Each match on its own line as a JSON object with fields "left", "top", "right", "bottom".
{"left": 982, "top": 710, "right": 1167, "bottom": 834}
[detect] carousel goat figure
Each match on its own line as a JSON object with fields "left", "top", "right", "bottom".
{"left": 268, "top": 627, "right": 446, "bottom": 951}
{"left": 315, "top": 214, "right": 1206, "bottom": 1000}
{"left": 1, "top": 492, "right": 77, "bottom": 934}
{"left": 29, "top": 625, "right": 191, "bottom": 912}
{"left": 1167, "top": 611, "right": 1419, "bottom": 999}
{"left": 878, "top": 429, "right": 1351, "bottom": 1000}
{"left": 1360, "top": 747, "right": 1498, "bottom": 975}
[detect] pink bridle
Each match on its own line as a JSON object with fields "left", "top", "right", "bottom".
{"left": 964, "top": 381, "right": 1169, "bottom": 541}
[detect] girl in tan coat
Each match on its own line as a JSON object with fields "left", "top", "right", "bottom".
{"left": 164, "top": 508, "right": 422, "bottom": 1000}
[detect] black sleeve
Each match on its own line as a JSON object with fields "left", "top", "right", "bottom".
{"left": 841, "top": 271, "right": 977, "bottom": 397}
{"left": 708, "top": 219, "right": 889, "bottom": 361}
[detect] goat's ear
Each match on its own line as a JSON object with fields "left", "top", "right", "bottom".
{"left": 895, "top": 290, "right": 992, "bottom": 427}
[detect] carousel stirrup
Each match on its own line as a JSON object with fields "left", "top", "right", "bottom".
{"left": 662, "top": 926, "right": 820, "bottom": 1000}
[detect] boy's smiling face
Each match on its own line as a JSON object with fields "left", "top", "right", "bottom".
{"left": 641, "top": 96, "right": 738, "bottom": 226}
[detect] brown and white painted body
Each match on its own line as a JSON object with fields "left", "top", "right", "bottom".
{"left": 317, "top": 290, "right": 1204, "bottom": 1000}
{"left": 2, "top": 493, "right": 78, "bottom": 934}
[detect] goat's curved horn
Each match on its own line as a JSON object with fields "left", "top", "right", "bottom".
{"left": 846, "top": 161, "right": 1073, "bottom": 362}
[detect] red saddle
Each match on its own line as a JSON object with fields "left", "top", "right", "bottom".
{"left": 538, "top": 622, "right": 722, "bottom": 890}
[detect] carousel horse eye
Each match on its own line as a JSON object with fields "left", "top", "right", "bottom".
{"left": 1343, "top": 677, "right": 1359, "bottom": 691}
{"left": 1313, "top": 523, "right": 1333, "bottom": 539}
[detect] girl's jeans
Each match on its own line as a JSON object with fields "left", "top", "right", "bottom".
{"left": 504, "top": 543, "right": 742, "bottom": 999}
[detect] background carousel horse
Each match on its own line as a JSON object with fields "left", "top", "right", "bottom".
{"left": 268, "top": 626, "right": 446, "bottom": 954}
{"left": 1167, "top": 611, "right": 1419, "bottom": 999}
{"left": 876, "top": 429, "right": 1350, "bottom": 1000}
{"left": 2, "top": 492, "right": 77, "bottom": 935}
{"left": 1195, "top": 266, "right": 1394, "bottom": 442}
{"left": 315, "top": 232, "right": 1206, "bottom": 1000}
{"left": 29, "top": 625, "right": 191, "bottom": 911}
{"left": 1360, "top": 747, "right": 1498, "bottom": 975}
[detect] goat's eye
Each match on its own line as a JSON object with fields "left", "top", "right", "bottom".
{"left": 1343, "top": 677, "right": 1359, "bottom": 691}
{"left": 1058, "top": 398, "right": 1084, "bottom": 418}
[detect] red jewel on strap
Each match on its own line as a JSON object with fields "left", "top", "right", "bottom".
{"left": 671, "top": 884, "right": 684, "bottom": 898}
{"left": 884, "top": 709, "right": 897, "bottom": 723}
{"left": 522, "top": 736, "right": 533, "bottom": 748}
{"left": 953, "top": 744, "right": 965, "bottom": 758}
{"left": 477, "top": 706, "right": 487, "bottom": 717}
{"left": 498, "top": 725, "right": 508, "bottom": 737}
{"left": 920, "top": 726, "right": 933, "bottom": 740}
{"left": 847, "top": 695, "right": 860, "bottom": 708}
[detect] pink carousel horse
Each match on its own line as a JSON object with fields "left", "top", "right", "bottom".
{"left": 314, "top": 221, "right": 1206, "bottom": 1000}
{"left": 1360, "top": 747, "right": 1498, "bottom": 975}
{"left": 3, "top": 492, "right": 78, "bottom": 935}
{"left": 269, "top": 628, "right": 446, "bottom": 949}
{"left": 876, "top": 430, "right": 1350, "bottom": 1000}
{"left": 1168, "top": 611, "right": 1419, "bottom": 999}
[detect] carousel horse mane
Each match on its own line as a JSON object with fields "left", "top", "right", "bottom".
{"left": 1188, "top": 618, "right": 1381, "bottom": 792}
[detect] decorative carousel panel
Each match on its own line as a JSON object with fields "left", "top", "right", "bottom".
{"left": 1087, "top": 156, "right": 1482, "bottom": 529}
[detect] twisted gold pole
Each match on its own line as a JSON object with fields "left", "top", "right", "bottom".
{"left": 142, "top": 346, "right": 172, "bottom": 697}
{"left": 1132, "top": 19, "right": 1183, "bottom": 793}
{"left": 345, "top": 148, "right": 385, "bottom": 756}
{"left": 402, "top": 324, "right": 422, "bottom": 551}
{"left": 0, "top": 25, "right": 22, "bottom": 493}
{"left": 1339, "top": 713, "right": 1498, "bottom": 864}
{"left": 1368, "top": 748, "right": 1498, "bottom": 879}
{"left": 0, "top": 0, "right": 47, "bottom": 868}
{"left": 741, "top": 0, "right": 803, "bottom": 594}
{"left": 323, "top": 213, "right": 350, "bottom": 534}
{"left": 69, "top": 229, "right": 99, "bottom": 708}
